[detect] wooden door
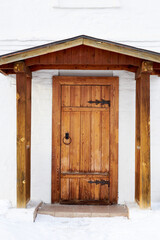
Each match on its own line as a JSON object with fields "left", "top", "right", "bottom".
{"left": 60, "top": 85, "right": 110, "bottom": 204}
{"left": 52, "top": 76, "right": 119, "bottom": 205}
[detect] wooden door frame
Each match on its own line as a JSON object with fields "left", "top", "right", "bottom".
{"left": 52, "top": 76, "right": 119, "bottom": 204}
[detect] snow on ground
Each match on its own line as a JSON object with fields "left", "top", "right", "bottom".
{"left": 0, "top": 201, "right": 160, "bottom": 240}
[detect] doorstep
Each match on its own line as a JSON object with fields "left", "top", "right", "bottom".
{"left": 37, "top": 203, "right": 128, "bottom": 218}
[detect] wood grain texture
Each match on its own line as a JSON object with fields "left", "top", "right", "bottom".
{"left": 135, "top": 73, "right": 150, "bottom": 208}
{"left": 69, "top": 112, "right": 80, "bottom": 172}
{"left": 52, "top": 78, "right": 61, "bottom": 202}
{"left": 62, "top": 107, "right": 108, "bottom": 112}
{"left": 29, "top": 64, "right": 138, "bottom": 73}
{"left": 80, "top": 112, "right": 91, "bottom": 172}
{"left": 3, "top": 41, "right": 160, "bottom": 75}
{"left": 61, "top": 173, "right": 109, "bottom": 178}
{"left": 135, "top": 78, "right": 140, "bottom": 202}
{"left": 25, "top": 76, "right": 31, "bottom": 203}
{"left": 52, "top": 76, "right": 119, "bottom": 204}
{"left": 1, "top": 36, "right": 160, "bottom": 69}
{"left": 61, "top": 111, "right": 70, "bottom": 172}
{"left": 16, "top": 73, "right": 31, "bottom": 208}
{"left": 25, "top": 45, "right": 141, "bottom": 67}
{"left": 109, "top": 79, "right": 119, "bottom": 204}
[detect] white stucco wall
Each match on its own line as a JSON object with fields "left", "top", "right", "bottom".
{"left": 0, "top": 75, "right": 16, "bottom": 206}
{"left": 150, "top": 76, "right": 160, "bottom": 202}
{"left": 0, "top": 0, "right": 160, "bottom": 55}
{"left": 1, "top": 68, "right": 160, "bottom": 206}
{"left": 0, "top": 70, "right": 136, "bottom": 206}
{"left": 0, "top": 0, "right": 160, "bottom": 206}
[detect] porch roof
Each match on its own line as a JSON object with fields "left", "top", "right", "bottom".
{"left": 0, "top": 35, "right": 154, "bottom": 209}
{"left": 0, "top": 35, "right": 160, "bottom": 75}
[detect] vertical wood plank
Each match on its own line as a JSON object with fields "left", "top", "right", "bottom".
{"left": 80, "top": 86, "right": 92, "bottom": 107}
{"left": 95, "top": 183, "right": 100, "bottom": 200}
{"left": 91, "top": 111, "right": 101, "bottom": 172}
{"left": 52, "top": 78, "right": 61, "bottom": 202}
{"left": 102, "top": 86, "right": 110, "bottom": 172}
{"left": 17, "top": 73, "right": 31, "bottom": 208}
{"left": 91, "top": 86, "right": 101, "bottom": 174}
{"left": 101, "top": 110, "right": 110, "bottom": 172}
{"left": 61, "top": 179, "right": 69, "bottom": 200}
{"left": 70, "top": 179, "right": 79, "bottom": 200}
{"left": 62, "top": 86, "right": 70, "bottom": 106}
{"left": 80, "top": 112, "right": 91, "bottom": 172}
{"left": 91, "top": 86, "right": 101, "bottom": 107}
{"left": 70, "top": 112, "right": 80, "bottom": 171}
{"left": 70, "top": 86, "right": 80, "bottom": 106}
{"left": 100, "top": 185, "right": 109, "bottom": 201}
{"left": 61, "top": 111, "right": 70, "bottom": 172}
{"left": 80, "top": 179, "right": 90, "bottom": 200}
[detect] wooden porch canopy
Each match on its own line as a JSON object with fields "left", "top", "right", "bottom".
{"left": 0, "top": 35, "right": 160, "bottom": 208}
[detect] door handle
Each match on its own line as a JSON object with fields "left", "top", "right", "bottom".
{"left": 63, "top": 132, "right": 72, "bottom": 145}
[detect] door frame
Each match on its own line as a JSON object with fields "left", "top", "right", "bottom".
{"left": 52, "top": 76, "right": 119, "bottom": 204}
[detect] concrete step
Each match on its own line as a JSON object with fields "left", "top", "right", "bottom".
{"left": 38, "top": 203, "right": 128, "bottom": 218}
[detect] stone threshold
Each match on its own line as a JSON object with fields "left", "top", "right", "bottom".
{"left": 37, "top": 203, "right": 128, "bottom": 218}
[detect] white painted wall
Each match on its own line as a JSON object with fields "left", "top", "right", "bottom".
{"left": 0, "top": 0, "right": 160, "bottom": 55}
{"left": 0, "top": 75, "right": 16, "bottom": 206}
{"left": 0, "top": 69, "right": 160, "bottom": 206}
{"left": 0, "top": 70, "right": 136, "bottom": 206}
{"left": 0, "top": 0, "right": 160, "bottom": 206}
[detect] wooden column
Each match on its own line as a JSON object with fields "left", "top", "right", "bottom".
{"left": 135, "top": 61, "right": 152, "bottom": 208}
{"left": 15, "top": 62, "right": 32, "bottom": 208}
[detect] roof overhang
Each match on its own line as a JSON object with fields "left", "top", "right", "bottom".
{"left": 0, "top": 35, "right": 160, "bottom": 66}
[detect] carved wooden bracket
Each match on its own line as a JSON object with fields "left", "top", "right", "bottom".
{"left": 141, "top": 61, "right": 153, "bottom": 73}
{"left": 14, "top": 61, "right": 32, "bottom": 77}
{"left": 136, "top": 61, "right": 153, "bottom": 79}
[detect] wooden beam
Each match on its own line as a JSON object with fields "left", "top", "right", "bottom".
{"left": 16, "top": 71, "right": 31, "bottom": 208}
{"left": 0, "top": 69, "right": 8, "bottom": 75}
{"left": 153, "top": 62, "right": 160, "bottom": 70}
{"left": 135, "top": 65, "right": 150, "bottom": 208}
{"left": 29, "top": 64, "right": 137, "bottom": 72}
{"left": 14, "top": 61, "right": 31, "bottom": 78}
{"left": 0, "top": 63, "right": 14, "bottom": 70}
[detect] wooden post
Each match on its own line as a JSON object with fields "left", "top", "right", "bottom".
{"left": 15, "top": 62, "right": 32, "bottom": 208}
{"left": 135, "top": 61, "right": 152, "bottom": 208}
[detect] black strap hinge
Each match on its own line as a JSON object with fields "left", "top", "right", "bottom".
{"left": 88, "top": 180, "right": 110, "bottom": 187}
{"left": 88, "top": 99, "right": 110, "bottom": 107}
